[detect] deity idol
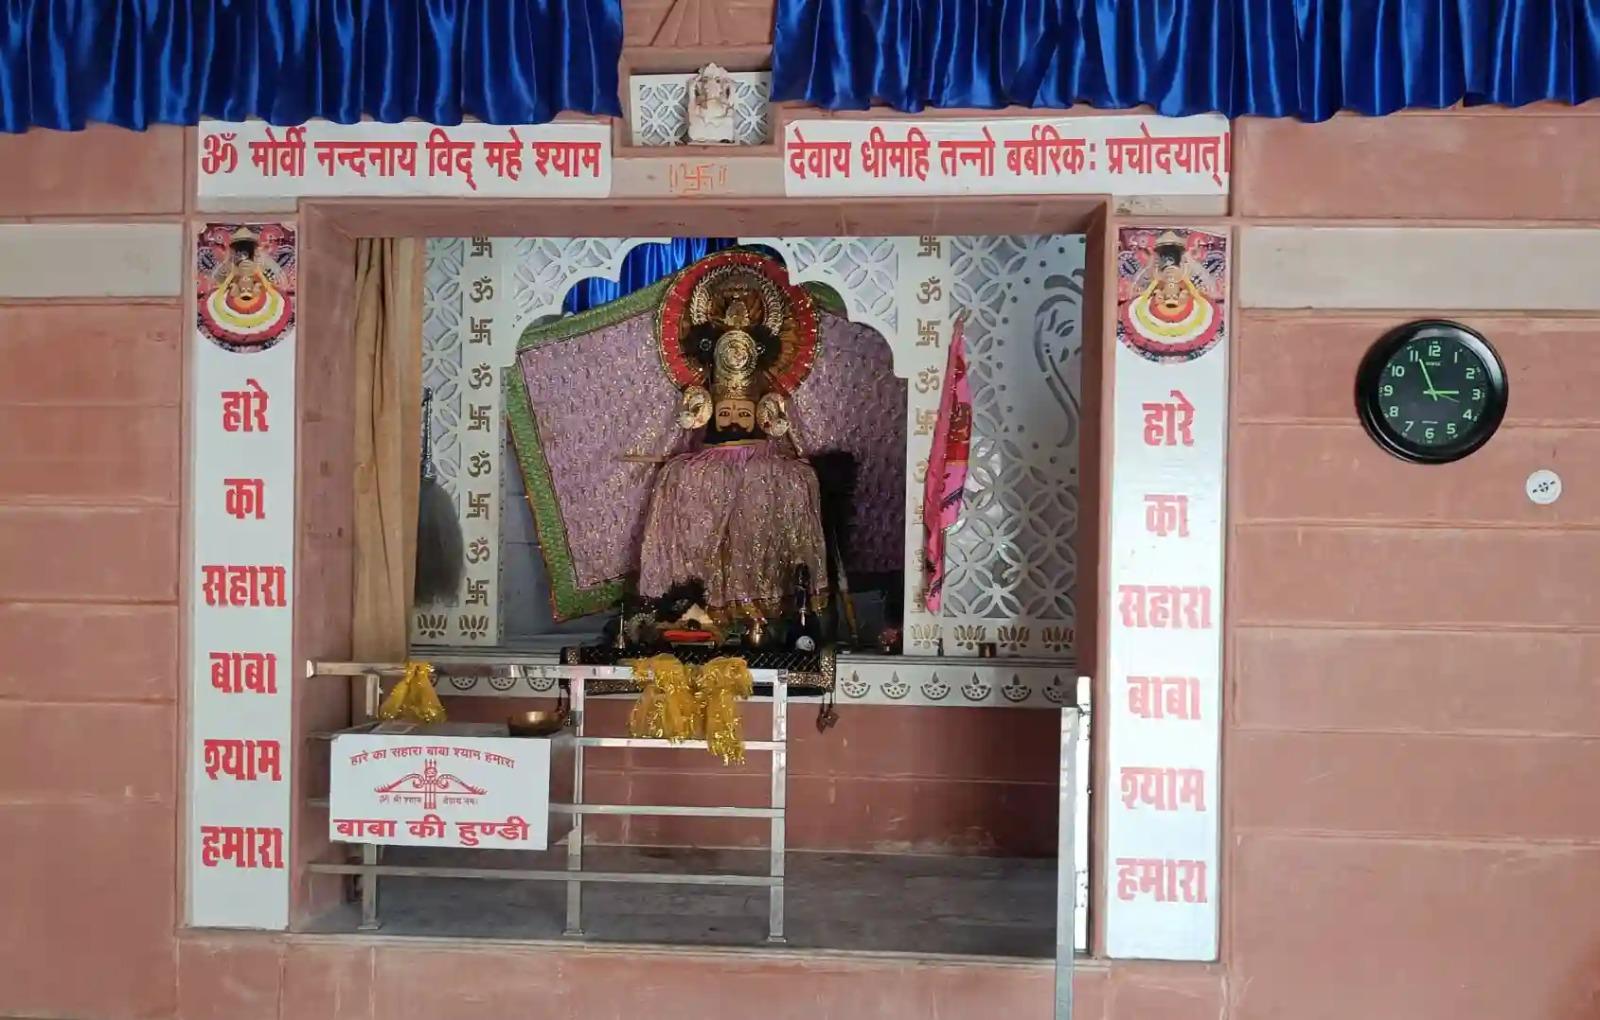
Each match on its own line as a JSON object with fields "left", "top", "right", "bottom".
{"left": 506, "top": 247, "right": 905, "bottom": 630}
{"left": 198, "top": 226, "right": 295, "bottom": 353}
{"left": 1120, "top": 229, "right": 1222, "bottom": 362}
{"left": 686, "top": 63, "right": 736, "bottom": 144}
{"left": 637, "top": 256, "right": 828, "bottom": 618}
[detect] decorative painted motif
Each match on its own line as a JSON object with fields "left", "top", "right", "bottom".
{"left": 1103, "top": 226, "right": 1228, "bottom": 962}
{"left": 1116, "top": 228, "right": 1227, "bottom": 363}
{"left": 187, "top": 222, "right": 297, "bottom": 929}
{"left": 196, "top": 225, "right": 297, "bottom": 353}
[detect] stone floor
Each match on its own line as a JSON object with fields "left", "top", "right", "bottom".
{"left": 306, "top": 845, "right": 1057, "bottom": 958}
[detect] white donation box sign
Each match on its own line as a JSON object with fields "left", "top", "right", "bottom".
{"left": 330, "top": 728, "right": 554, "bottom": 850}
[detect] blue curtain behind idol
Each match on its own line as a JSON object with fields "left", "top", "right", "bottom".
{"left": 770, "top": 0, "right": 1600, "bottom": 122}
{"left": 0, "top": 0, "right": 624, "bottom": 132}
{"left": 563, "top": 238, "right": 740, "bottom": 315}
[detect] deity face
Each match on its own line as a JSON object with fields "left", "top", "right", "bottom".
{"left": 1154, "top": 262, "right": 1188, "bottom": 310}
{"left": 228, "top": 263, "right": 267, "bottom": 308}
{"left": 714, "top": 398, "right": 757, "bottom": 434}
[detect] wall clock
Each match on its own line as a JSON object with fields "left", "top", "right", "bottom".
{"left": 1356, "top": 320, "right": 1508, "bottom": 464}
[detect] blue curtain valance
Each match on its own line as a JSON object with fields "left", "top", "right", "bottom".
{"left": 0, "top": 0, "right": 624, "bottom": 133}
{"left": 771, "top": 0, "right": 1600, "bottom": 122}
{"left": 562, "top": 238, "right": 739, "bottom": 315}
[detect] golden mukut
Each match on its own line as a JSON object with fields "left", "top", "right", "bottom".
{"left": 639, "top": 253, "right": 828, "bottom": 618}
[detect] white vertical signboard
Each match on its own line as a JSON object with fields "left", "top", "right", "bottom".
{"left": 1102, "top": 226, "right": 1228, "bottom": 959}
{"left": 186, "top": 223, "right": 298, "bottom": 928}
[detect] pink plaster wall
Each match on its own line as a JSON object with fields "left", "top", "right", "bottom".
{"left": 0, "top": 127, "right": 188, "bottom": 1019}
{"left": 1223, "top": 111, "right": 1600, "bottom": 1020}
{"left": 4, "top": 106, "right": 1600, "bottom": 1020}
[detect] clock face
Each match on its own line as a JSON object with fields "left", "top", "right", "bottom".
{"left": 1356, "top": 321, "right": 1508, "bottom": 464}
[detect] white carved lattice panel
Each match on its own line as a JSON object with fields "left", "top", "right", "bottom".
{"left": 421, "top": 238, "right": 466, "bottom": 501}
{"left": 507, "top": 237, "right": 669, "bottom": 336}
{"left": 939, "top": 235, "right": 1086, "bottom": 656}
{"left": 414, "top": 237, "right": 508, "bottom": 647}
{"left": 629, "top": 72, "right": 772, "bottom": 147}
{"left": 737, "top": 236, "right": 900, "bottom": 349}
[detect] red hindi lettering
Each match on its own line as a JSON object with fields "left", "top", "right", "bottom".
{"left": 1002, "top": 124, "right": 1087, "bottom": 177}
{"left": 860, "top": 126, "right": 931, "bottom": 181}
{"left": 1107, "top": 122, "right": 1157, "bottom": 175}
{"left": 1118, "top": 766, "right": 1207, "bottom": 811}
{"left": 202, "top": 738, "right": 283, "bottom": 782}
{"left": 1117, "top": 585, "right": 1211, "bottom": 630}
{"left": 483, "top": 128, "right": 524, "bottom": 181}
{"left": 223, "top": 477, "right": 265, "bottom": 520}
{"left": 313, "top": 139, "right": 374, "bottom": 177}
{"left": 1141, "top": 389, "right": 1194, "bottom": 446}
{"left": 407, "top": 813, "right": 448, "bottom": 839}
{"left": 936, "top": 127, "right": 996, "bottom": 178}
{"left": 364, "top": 140, "right": 419, "bottom": 177}
{"left": 1114, "top": 858, "right": 1207, "bottom": 903}
{"left": 787, "top": 128, "right": 853, "bottom": 179}
{"left": 425, "top": 128, "right": 478, "bottom": 191}
{"left": 201, "top": 132, "right": 239, "bottom": 175}
{"left": 199, "top": 825, "right": 285, "bottom": 869}
{"left": 200, "top": 565, "right": 288, "bottom": 608}
{"left": 1166, "top": 676, "right": 1201, "bottom": 719}
{"left": 334, "top": 818, "right": 398, "bottom": 840}
{"left": 1143, "top": 493, "right": 1190, "bottom": 537}
{"left": 220, "top": 378, "right": 269, "bottom": 433}
{"left": 1107, "top": 122, "right": 1228, "bottom": 186}
{"left": 209, "top": 651, "right": 278, "bottom": 694}
{"left": 1125, "top": 675, "right": 1201, "bottom": 721}
{"left": 248, "top": 125, "right": 307, "bottom": 177}
{"left": 530, "top": 139, "right": 604, "bottom": 179}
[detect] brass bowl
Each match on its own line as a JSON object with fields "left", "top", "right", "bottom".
{"left": 508, "top": 709, "right": 569, "bottom": 738}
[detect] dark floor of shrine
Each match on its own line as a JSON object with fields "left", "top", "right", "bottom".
{"left": 304, "top": 846, "right": 1058, "bottom": 958}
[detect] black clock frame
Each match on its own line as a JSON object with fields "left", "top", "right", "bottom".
{"left": 1355, "top": 320, "right": 1509, "bottom": 464}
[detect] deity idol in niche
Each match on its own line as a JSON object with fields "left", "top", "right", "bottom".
{"left": 638, "top": 257, "right": 829, "bottom": 619}
{"left": 505, "top": 247, "right": 906, "bottom": 642}
{"left": 197, "top": 226, "right": 295, "bottom": 353}
{"left": 1120, "top": 229, "right": 1223, "bottom": 362}
{"left": 686, "top": 62, "right": 736, "bottom": 144}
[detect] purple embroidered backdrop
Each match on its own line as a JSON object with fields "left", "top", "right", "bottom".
{"left": 791, "top": 314, "right": 907, "bottom": 574}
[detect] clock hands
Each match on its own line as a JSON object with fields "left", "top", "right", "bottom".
{"left": 1415, "top": 357, "right": 1460, "bottom": 402}
{"left": 1416, "top": 357, "right": 1441, "bottom": 399}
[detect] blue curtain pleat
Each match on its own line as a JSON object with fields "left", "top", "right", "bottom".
{"left": 771, "top": 0, "right": 1600, "bottom": 122}
{"left": 562, "top": 238, "right": 740, "bottom": 316}
{"left": 0, "top": 0, "right": 623, "bottom": 132}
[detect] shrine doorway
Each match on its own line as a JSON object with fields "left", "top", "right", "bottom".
{"left": 289, "top": 196, "right": 1111, "bottom": 958}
